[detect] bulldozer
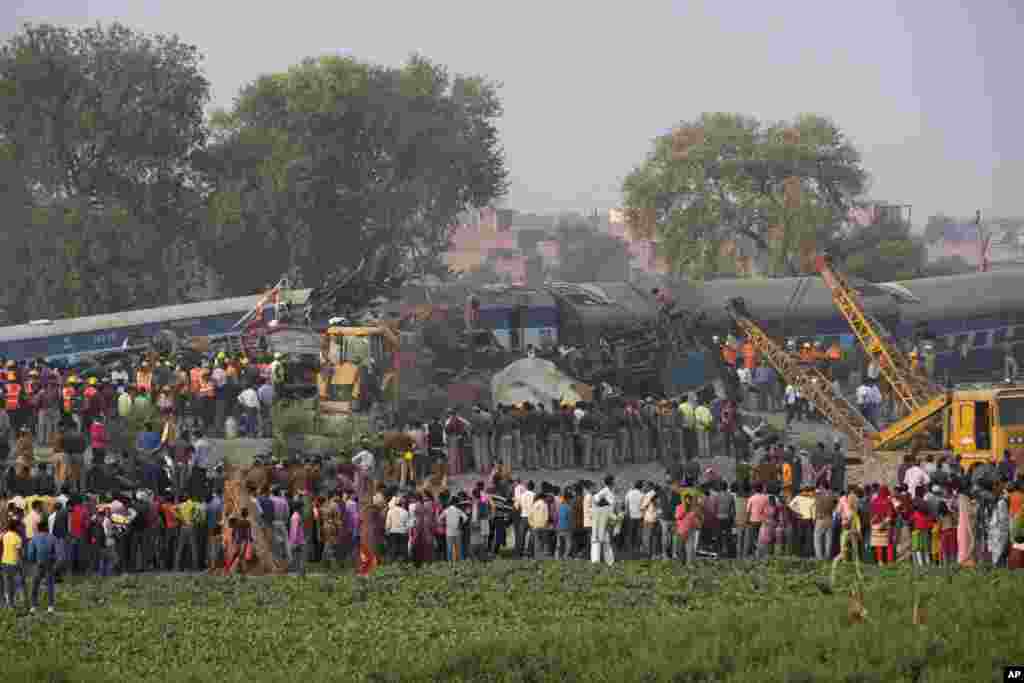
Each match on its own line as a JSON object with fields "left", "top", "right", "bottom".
{"left": 317, "top": 322, "right": 401, "bottom": 419}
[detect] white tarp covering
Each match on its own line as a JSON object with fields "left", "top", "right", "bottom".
{"left": 491, "top": 358, "right": 590, "bottom": 408}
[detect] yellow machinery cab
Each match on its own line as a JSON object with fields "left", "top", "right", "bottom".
{"left": 947, "top": 386, "right": 1024, "bottom": 472}
{"left": 317, "top": 324, "right": 400, "bottom": 415}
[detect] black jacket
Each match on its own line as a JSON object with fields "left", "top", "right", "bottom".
{"left": 428, "top": 422, "right": 445, "bottom": 449}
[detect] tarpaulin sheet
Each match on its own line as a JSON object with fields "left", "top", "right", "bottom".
{"left": 491, "top": 358, "right": 591, "bottom": 408}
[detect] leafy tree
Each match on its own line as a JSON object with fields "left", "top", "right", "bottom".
{"left": 547, "top": 214, "right": 630, "bottom": 282}
{"left": 0, "top": 23, "right": 213, "bottom": 320}
{"left": 622, "top": 113, "right": 867, "bottom": 278}
{"left": 839, "top": 209, "right": 925, "bottom": 282}
{"left": 200, "top": 53, "right": 508, "bottom": 297}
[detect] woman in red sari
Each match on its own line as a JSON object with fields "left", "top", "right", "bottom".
{"left": 357, "top": 492, "right": 386, "bottom": 577}
{"left": 227, "top": 508, "right": 254, "bottom": 575}
{"left": 870, "top": 486, "right": 895, "bottom": 564}
{"left": 411, "top": 493, "right": 436, "bottom": 567}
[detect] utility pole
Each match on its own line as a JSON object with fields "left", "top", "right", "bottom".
{"left": 976, "top": 209, "right": 990, "bottom": 273}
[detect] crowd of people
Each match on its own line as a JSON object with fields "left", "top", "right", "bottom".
{"left": 0, "top": 325, "right": 1022, "bottom": 617}
{"left": 2, "top": 428, "right": 1022, "bottom": 615}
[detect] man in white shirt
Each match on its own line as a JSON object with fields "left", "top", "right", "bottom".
{"left": 515, "top": 482, "right": 535, "bottom": 558}
{"left": 855, "top": 381, "right": 874, "bottom": 428}
{"left": 591, "top": 475, "right": 616, "bottom": 565}
{"left": 256, "top": 380, "right": 274, "bottom": 437}
{"left": 867, "top": 382, "right": 883, "bottom": 425}
{"left": 736, "top": 366, "right": 752, "bottom": 409}
{"left": 903, "top": 459, "right": 931, "bottom": 495}
{"left": 866, "top": 361, "right": 880, "bottom": 382}
{"left": 385, "top": 498, "right": 410, "bottom": 562}
{"left": 443, "top": 501, "right": 468, "bottom": 563}
{"left": 191, "top": 429, "right": 215, "bottom": 493}
{"left": 237, "top": 385, "right": 260, "bottom": 437}
{"left": 785, "top": 384, "right": 799, "bottom": 425}
{"left": 351, "top": 439, "right": 375, "bottom": 496}
{"left": 624, "top": 481, "right": 644, "bottom": 556}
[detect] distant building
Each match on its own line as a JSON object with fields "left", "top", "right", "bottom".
{"left": 604, "top": 209, "right": 670, "bottom": 277}
{"left": 925, "top": 221, "right": 1023, "bottom": 268}
{"left": 445, "top": 207, "right": 558, "bottom": 286}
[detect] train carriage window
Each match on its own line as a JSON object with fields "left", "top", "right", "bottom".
{"left": 974, "top": 331, "right": 989, "bottom": 347}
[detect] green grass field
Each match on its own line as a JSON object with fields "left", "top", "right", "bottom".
{"left": 2, "top": 559, "right": 1020, "bottom": 682}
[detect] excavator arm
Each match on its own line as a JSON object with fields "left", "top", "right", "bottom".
{"left": 815, "top": 252, "right": 941, "bottom": 413}
{"left": 724, "top": 297, "right": 878, "bottom": 452}
{"left": 871, "top": 392, "right": 950, "bottom": 451}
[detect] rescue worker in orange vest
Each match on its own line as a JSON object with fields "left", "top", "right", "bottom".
{"left": 909, "top": 345, "right": 920, "bottom": 372}
{"left": 82, "top": 376, "right": 100, "bottom": 435}
{"left": 5, "top": 363, "right": 23, "bottom": 433}
{"left": 741, "top": 339, "right": 757, "bottom": 370}
{"left": 63, "top": 375, "right": 80, "bottom": 430}
{"left": 136, "top": 361, "right": 153, "bottom": 396}
{"left": 827, "top": 342, "right": 841, "bottom": 363}
{"left": 198, "top": 367, "right": 215, "bottom": 433}
{"left": 189, "top": 364, "right": 204, "bottom": 395}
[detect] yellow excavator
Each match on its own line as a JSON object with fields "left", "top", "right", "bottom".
{"left": 812, "top": 251, "right": 1024, "bottom": 473}
{"left": 317, "top": 322, "right": 401, "bottom": 416}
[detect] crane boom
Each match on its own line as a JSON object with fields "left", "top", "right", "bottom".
{"left": 814, "top": 252, "right": 940, "bottom": 413}
{"left": 724, "top": 297, "right": 878, "bottom": 452}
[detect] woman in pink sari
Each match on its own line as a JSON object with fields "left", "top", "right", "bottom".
{"left": 957, "top": 491, "right": 976, "bottom": 567}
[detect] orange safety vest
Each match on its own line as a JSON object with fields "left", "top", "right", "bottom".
{"left": 62, "top": 386, "right": 77, "bottom": 412}
{"left": 189, "top": 368, "right": 203, "bottom": 394}
{"left": 827, "top": 345, "right": 841, "bottom": 361}
{"left": 5, "top": 383, "right": 21, "bottom": 410}
{"left": 741, "top": 342, "right": 757, "bottom": 369}
{"left": 722, "top": 345, "right": 737, "bottom": 367}
{"left": 199, "top": 379, "right": 215, "bottom": 399}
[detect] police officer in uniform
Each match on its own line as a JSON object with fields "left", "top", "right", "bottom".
{"left": 495, "top": 406, "right": 516, "bottom": 474}
{"left": 545, "top": 401, "right": 563, "bottom": 469}
{"left": 615, "top": 403, "right": 630, "bottom": 466}
{"left": 595, "top": 409, "right": 616, "bottom": 471}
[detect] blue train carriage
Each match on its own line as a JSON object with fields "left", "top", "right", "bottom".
{"left": 698, "top": 274, "right": 902, "bottom": 351}
{"left": 475, "top": 285, "right": 560, "bottom": 353}
{"left": 0, "top": 289, "right": 312, "bottom": 362}
{"left": 893, "top": 270, "right": 1024, "bottom": 380}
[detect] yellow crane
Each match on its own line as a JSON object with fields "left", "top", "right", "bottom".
{"left": 815, "top": 251, "right": 1024, "bottom": 472}
{"left": 725, "top": 297, "right": 878, "bottom": 452}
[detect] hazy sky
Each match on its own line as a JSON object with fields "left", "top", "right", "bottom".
{"left": 4, "top": 1, "right": 1022, "bottom": 227}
